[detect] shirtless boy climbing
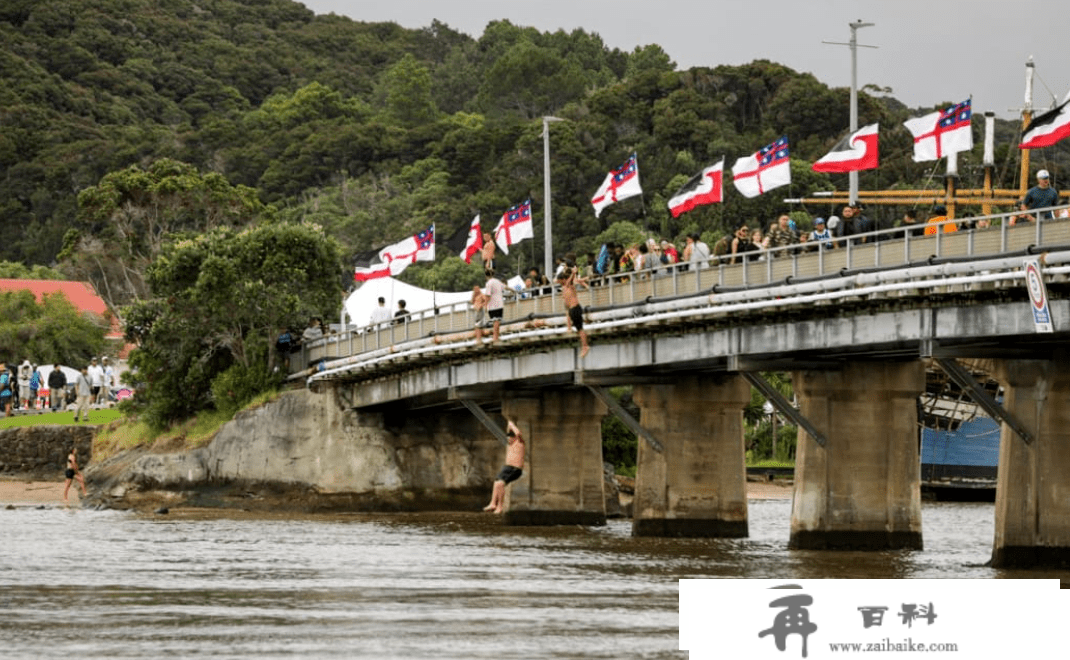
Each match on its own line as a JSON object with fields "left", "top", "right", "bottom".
{"left": 483, "top": 420, "right": 525, "bottom": 514}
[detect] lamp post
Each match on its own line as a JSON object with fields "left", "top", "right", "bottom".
{"left": 823, "top": 20, "right": 876, "bottom": 206}
{"left": 543, "top": 116, "right": 564, "bottom": 279}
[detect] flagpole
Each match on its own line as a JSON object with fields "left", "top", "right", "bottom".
{"left": 824, "top": 20, "right": 875, "bottom": 206}
{"left": 543, "top": 116, "right": 564, "bottom": 279}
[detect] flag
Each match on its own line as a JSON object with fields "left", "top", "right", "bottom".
{"left": 1020, "top": 95, "right": 1070, "bottom": 149}
{"left": 378, "top": 224, "right": 435, "bottom": 276}
{"left": 668, "top": 160, "right": 724, "bottom": 218}
{"left": 445, "top": 215, "right": 483, "bottom": 263}
{"left": 493, "top": 200, "right": 533, "bottom": 255}
{"left": 591, "top": 153, "right": 643, "bottom": 217}
{"left": 812, "top": 123, "right": 880, "bottom": 173}
{"left": 353, "top": 248, "right": 392, "bottom": 283}
{"left": 353, "top": 262, "right": 391, "bottom": 282}
{"left": 732, "top": 137, "right": 791, "bottom": 198}
{"left": 506, "top": 275, "right": 526, "bottom": 294}
{"left": 903, "top": 99, "right": 972, "bottom": 162}
{"left": 595, "top": 243, "right": 611, "bottom": 275}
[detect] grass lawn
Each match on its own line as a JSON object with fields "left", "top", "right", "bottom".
{"left": 0, "top": 409, "right": 122, "bottom": 429}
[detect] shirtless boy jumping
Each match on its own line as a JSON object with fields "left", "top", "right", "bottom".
{"left": 557, "top": 259, "right": 590, "bottom": 358}
{"left": 484, "top": 420, "right": 525, "bottom": 514}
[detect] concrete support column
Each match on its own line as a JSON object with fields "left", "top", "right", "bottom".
{"left": 631, "top": 375, "right": 750, "bottom": 537}
{"left": 991, "top": 355, "right": 1070, "bottom": 568}
{"left": 502, "top": 391, "right": 607, "bottom": 526}
{"left": 790, "top": 361, "right": 925, "bottom": 550}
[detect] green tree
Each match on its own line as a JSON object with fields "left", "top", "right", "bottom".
{"left": 60, "top": 158, "right": 266, "bottom": 318}
{"left": 380, "top": 53, "right": 439, "bottom": 126}
{"left": 0, "top": 290, "right": 107, "bottom": 366}
{"left": 0, "top": 260, "right": 65, "bottom": 280}
{"left": 477, "top": 40, "right": 586, "bottom": 118}
{"left": 124, "top": 221, "right": 342, "bottom": 427}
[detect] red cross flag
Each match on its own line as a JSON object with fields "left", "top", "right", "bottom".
{"left": 903, "top": 99, "right": 972, "bottom": 162}
{"left": 493, "top": 200, "right": 533, "bottom": 255}
{"left": 591, "top": 154, "right": 643, "bottom": 217}
{"left": 732, "top": 137, "right": 791, "bottom": 198}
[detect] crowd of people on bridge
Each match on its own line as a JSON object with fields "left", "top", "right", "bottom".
{"left": 338, "top": 169, "right": 1067, "bottom": 363}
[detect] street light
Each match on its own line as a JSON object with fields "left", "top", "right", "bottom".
{"left": 823, "top": 20, "right": 876, "bottom": 206}
{"left": 543, "top": 116, "right": 564, "bottom": 279}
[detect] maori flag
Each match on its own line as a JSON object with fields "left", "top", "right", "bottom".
{"left": 667, "top": 160, "right": 724, "bottom": 218}
{"left": 1020, "top": 95, "right": 1070, "bottom": 149}
{"left": 446, "top": 215, "right": 483, "bottom": 263}
{"left": 353, "top": 247, "right": 391, "bottom": 283}
{"left": 812, "top": 123, "right": 880, "bottom": 173}
{"left": 903, "top": 99, "right": 972, "bottom": 162}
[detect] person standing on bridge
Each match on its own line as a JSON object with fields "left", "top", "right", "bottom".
{"left": 558, "top": 258, "right": 590, "bottom": 358}
{"left": 479, "top": 269, "right": 506, "bottom": 343}
{"left": 1012, "top": 169, "right": 1060, "bottom": 224}
{"left": 484, "top": 420, "right": 525, "bottom": 514}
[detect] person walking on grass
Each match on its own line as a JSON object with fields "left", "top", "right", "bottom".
{"left": 74, "top": 366, "right": 92, "bottom": 423}
{"left": 63, "top": 447, "right": 87, "bottom": 503}
{"left": 483, "top": 420, "right": 525, "bottom": 514}
{"left": 48, "top": 364, "right": 67, "bottom": 412}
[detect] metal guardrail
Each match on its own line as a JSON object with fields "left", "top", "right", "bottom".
{"left": 292, "top": 206, "right": 1070, "bottom": 376}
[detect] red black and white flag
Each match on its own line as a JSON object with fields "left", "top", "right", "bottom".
{"left": 493, "top": 200, "right": 533, "bottom": 255}
{"left": 812, "top": 123, "right": 880, "bottom": 173}
{"left": 591, "top": 154, "right": 642, "bottom": 217}
{"left": 667, "top": 160, "right": 724, "bottom": 218}
{"left": 1020, "top": 95, "right": 1070, "bottom": 149}
{"left": 353, "top": 247, "right": 392, "bottom": 282}
{"left": 445, "top": 215, "right": 483, "bottom": 263}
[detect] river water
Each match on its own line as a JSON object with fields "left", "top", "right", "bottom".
{"left": 1, "top": 499, "right": 1067, "bottom": 659}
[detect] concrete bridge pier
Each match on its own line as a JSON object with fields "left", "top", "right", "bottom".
{"left": 631, "top": 375, "right": 750, "bottom": 537}
{"left": 790, "top": 361, "right": 925, "bottom": 550}
{"left": 502, "top": 391, "right": 608, "bottom": 526}
{"left": 991, "top": 356, "right": 1070, "bottom": 568}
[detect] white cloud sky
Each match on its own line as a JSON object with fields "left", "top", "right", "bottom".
{"left": 300, "top": 0, "right": 1068, "bottom": 121}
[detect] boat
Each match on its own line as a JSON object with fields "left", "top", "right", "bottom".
{"left": 918, "top": 370, "right": 1000, "bottom": 502}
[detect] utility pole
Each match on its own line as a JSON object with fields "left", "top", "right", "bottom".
{"left": 823, "top": 20, "right": 876, "bottom": 205}
{"left": 542, "top": 116, "right": 564, "bottom": 279}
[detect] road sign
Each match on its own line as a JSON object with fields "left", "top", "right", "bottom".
{"left": 1024, "top": 259, "right": 1053, "bottom": 333}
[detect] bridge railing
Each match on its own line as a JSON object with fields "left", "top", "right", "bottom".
{"left": 292, "top": 206, "right": 1070, "bottom": 376}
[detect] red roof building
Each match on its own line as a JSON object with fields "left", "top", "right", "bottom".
{"left": 0, "top": 279, "right": 126, "bottom": 343}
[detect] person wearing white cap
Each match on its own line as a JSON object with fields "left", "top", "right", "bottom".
{"left": 1013, "top": 169, "right": 1060, "bottom": 224}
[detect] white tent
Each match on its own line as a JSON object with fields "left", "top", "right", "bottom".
{"left": 344, "top": 278, "right": 472, "bottom": 329}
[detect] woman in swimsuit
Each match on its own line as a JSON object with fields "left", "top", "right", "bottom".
{"left": 63, "top": 447, "right": 87, "bottom": 503}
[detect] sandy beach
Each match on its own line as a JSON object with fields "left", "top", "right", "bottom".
{"left": 0, "top": 476, "right": 793, "bottom": 508}
{"left": 0, "top": 478, "right": 87, "bottom": 506}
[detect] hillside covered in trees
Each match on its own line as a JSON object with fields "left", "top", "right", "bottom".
{"left": 3, "top": 0, "right": 1063, "bottom": 296}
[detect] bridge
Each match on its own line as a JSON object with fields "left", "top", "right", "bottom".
{"left": 292, "top": 210, "right": 1070, "bottom": 568}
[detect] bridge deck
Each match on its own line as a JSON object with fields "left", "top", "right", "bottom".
{"left": 294, "top": 215, "right": 1070, "bottom": 383}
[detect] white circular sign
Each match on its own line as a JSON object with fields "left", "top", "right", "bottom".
{"left": 1025, "top": 261, "right": 1046, "bottom": 311}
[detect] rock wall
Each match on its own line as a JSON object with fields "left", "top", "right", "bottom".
{"left": 89, "top": 387, "right": 505, "bottom": 512}
{"left": 0, "top": 425, "right": 95, "bottom": 478}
